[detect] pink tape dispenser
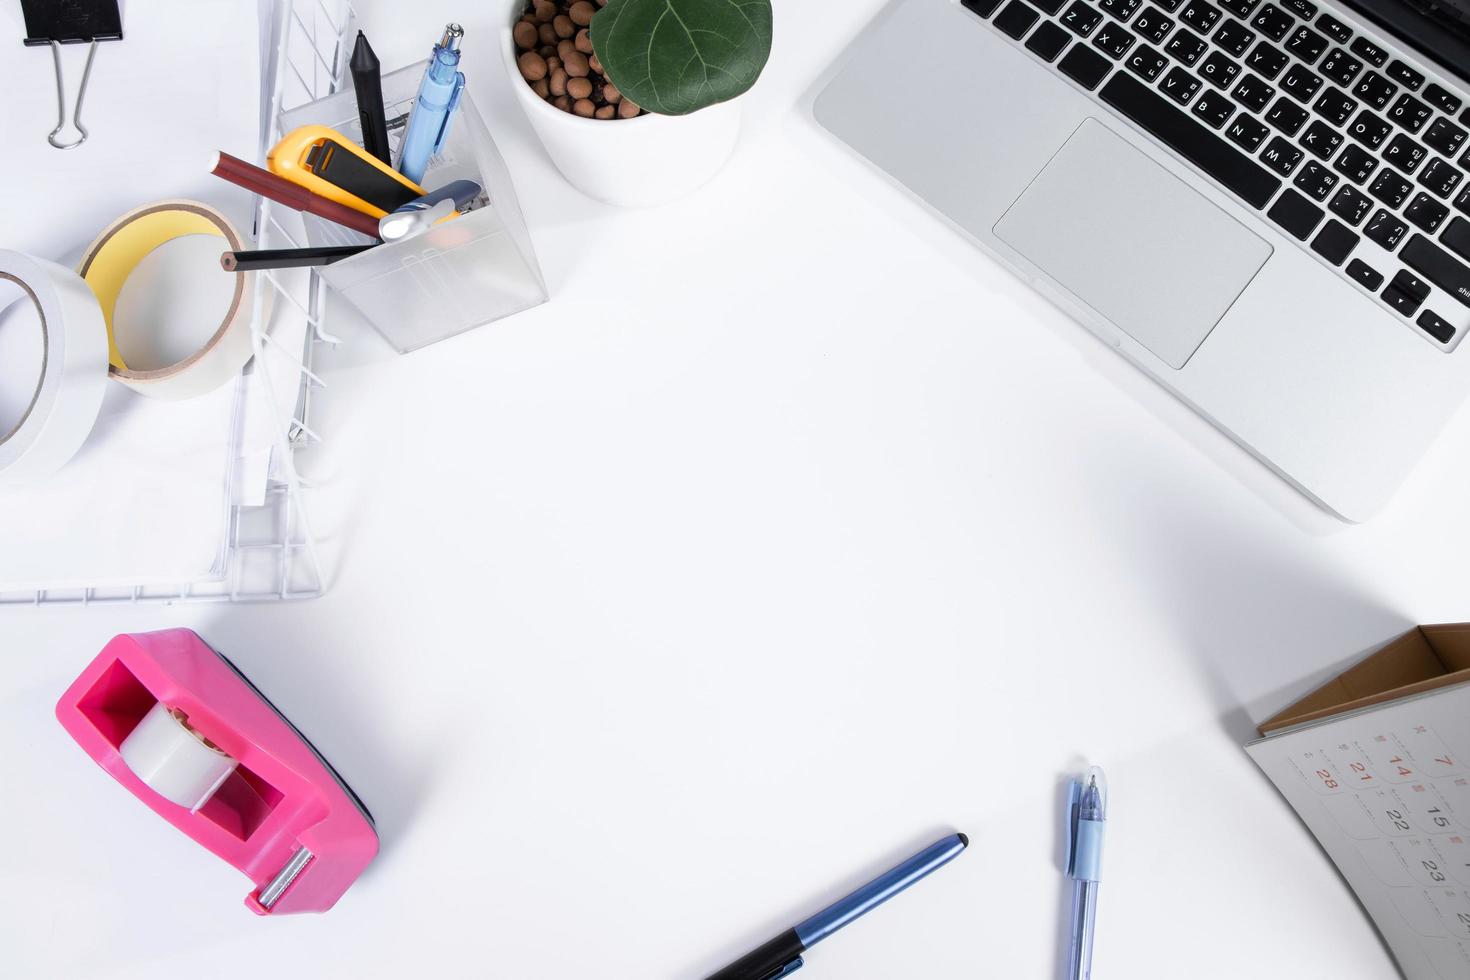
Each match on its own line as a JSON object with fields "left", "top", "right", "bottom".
{"left": 56, "top": 629, "right": 378, "bottom": 914}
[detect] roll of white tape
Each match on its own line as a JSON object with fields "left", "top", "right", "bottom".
{"left": 0, "top": 250, "right": 110, "bottom": 487}
{"left": 119, "top": 702, "right": 237, "bottom": 811}
{"left": 78, "top": 200, "right": 261, "bottom": 400}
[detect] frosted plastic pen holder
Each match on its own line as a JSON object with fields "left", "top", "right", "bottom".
{"left": 279, "top": 61, "right": 547, "bottom": 352}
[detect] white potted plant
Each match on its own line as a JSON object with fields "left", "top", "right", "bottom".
{"left": 502, "top": 0, "right": 773, "bottom": 207}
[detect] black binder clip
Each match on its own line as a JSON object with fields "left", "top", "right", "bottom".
{"left": 20, "top": 0, "right": 123, "bottom": 149}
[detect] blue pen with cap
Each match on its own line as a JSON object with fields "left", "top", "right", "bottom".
{"left": 1065, "top": 765, "right": 1108, "bottom": 980}
{"left": 397, "top": 24, "right": 466, "bottom": 184}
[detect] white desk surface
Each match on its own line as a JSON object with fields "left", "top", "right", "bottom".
{"left": 5, "top": 0, "right": 1469, "bottom": 977}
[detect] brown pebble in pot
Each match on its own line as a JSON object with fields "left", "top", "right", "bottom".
{"left": 569, "top": 1, "right": 597, "bottom": 26}
{"left": 595, "top": 104, "right": 616, "bottom": 119}
{"left": 537, "top": 22, "right": 556, "bottom": 45}
{"left": 534, "top": 0, "right": 558, "bottom": 21}
{"left": 561, "top": 50, "right": 589, "bottom": 77}
{"left": 557, "top": 38, "right": 575, "bottom": 59}
{"left": 601, "top": 81, "right": 621, "bottom": 103}
{"left": 548, "top": 68, "right": 568, "bottom": 97}
{"left": 566, "top": 76, "right": 593, "bottom": 100}
{"left": 572, "top": 98, "right": 596, "bottom": 117}
{"left": 546, "top": 55, "right": 561, "bottom": 71}
{"left": 553, "top": 94, "right": 572, "bottom": 111}
{"left": 532, "top": 77, "right": 550, "bottom": 98}
{"left": 618, "top": 97, "right": 641, "bottom": 118}
{"left": 587, "top": 53, "right": 602, "bottom": 74}
{"left": 553, "top": 14, "right": 574, "bottom": 38}
{"left": 513, "top": 20, "right": 538, "bottom": 49}
{"left": 574, "top": 29, "right": 593, "bottom": 54}
{"left": 518, "top": 51, "right": 548, "bottom": 81}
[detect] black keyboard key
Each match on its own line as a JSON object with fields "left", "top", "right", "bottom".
{"left": 1456, "top": 186, "right": 1470, "bottom": 216}
{"left": 1166, "top": 27, "right": 1209, "bottom": 64}
{"left": 1027, "top": 19, "right": 1073, "bottom": 60}
{"left": 1092, "top": 20, "right": 1137, "bottom": 56}
{"left": 1318, "top": 48, "right": 1362, "bottom": 87}
{"left": 1365, "top": 208, "right": 1409, "bottom": 249}
{"left": 1062, "top": 1, "right": 1106, "bottom": 35}
{"left": 1334, "top": 143, "right": 1378, "bottom": 184}
{"left": 1402, "top": 235, "right": 1470, "bottom": 305}
{"left": 1313, "top": 86, "right": 1357, "bottom": 125}
{"left": 1443, "top": 216, "right": 1470, "bottom": 261}
{"left": 1425, "top": 83, "right": 1463, "bottom": 114}
{"left": 1416, "top": 308, "right": 1456, "bottom": 343}
{"left": 1180, "top": 0, "right": 1222, "bottom": 32}
{"left": 1392, "top": 268, "right": 1431, "bottom": 300}
{"left": 1261, "top": 135, "right": 1304, "bottom": 174}
{"left": 1284, "top": 25, "right": 1327, "bottom": 63}
{"left": 1193, "top": 89, "right": 1237, "bottom": 127}
{"left": 1386, "top": 59, "right": 1424, "bottom": 91}
{"left": 1124, "top": 42, "right": 1168, "bottom": 76}
{"left": 1268, "top": 187, "right": 1324, "bottom": 237}
{"left": 1329, "top": 184, "right": 1374, "bottom": 224}
{"left": 1200, "top": 51, "right": 1242, "bottom": 87}
{"left": 1226, "top": 114, "right": 1271, "bottom": 150}
{"left": 963, "top": 0, "right": 1005, "bottom": 15}
{"left": 1214, "top": 18, "right": 1256, "bottom": 55}
{"left": 1281, "top": 0, "right": 1315, "bottom": 17}
{"left": 1036, "top": 0, "right": 1069, "bottom": 13}
{"left": 1234, "top": 73, "right": 1275, "bottom": 111}
{"left": 1294, "top": 159, "right": 1338, "bottom": 199}
{"left": 1220, "top": 0, "right": 1257, "bottom": 15}
{"left": 1280, "top": 63, "right": 1323, "bottom": 102}
{"left": 1387, "top": 94, "right": 1432, "bottom": 134}
{"left": 1424, "top": 118, "right": 1468, "bottom": 157}
{"left": 1418, "top": 157, "right": 1465, "bottom": 198}
{"left": 1350, "top": 36, "right": 1387, "bottom": 67}
{"left": 1160, "top": 66, "right": 1204, "bottom": 103}
{"left": 996, "top": 1, "right": 1042, "bottom": 38}
{"left": 1154, "top": 0, "right": 1185, "bottom": 10}
{"left": 1251, "top": 4, "right": 1294, "bottom": 40}
{"left": 1246, "top": 41, "right": 1289, "bottom": 79}
{"left": 1346, "top": 257, "right": 1385, "bottom": 288}
{"left": 1099, "top": 0, "right": 1144, "bottom": 17}
{"left": 1405, "top": 191, "right": 1450, "bottom": 232}
{"left": 1099, "top": 71, "right": 1283, "bottom": 207}
{"left": 1059, "top": 42, "right": 1113, "bottom": 86}
{"left": 1347, "top": 110, "right": 1391, "bottom": 148}
{"left": 1310, "top": 218, "right": 1359, "bottom": 263}
{"left": 1132, "top": 6, "right": 1174, "bottom": 42}
{"left": 1383, "top": 133, "right": 1429, "bottom": 174}
{"left": 1383, "top": 282, "right": 1425, "bottom": 316}
{"left": 1369, "top": 168, "right": 1413, "bottom": 207}
{"left": 1298, "top": 119, "right": 1342, "bottom": 159}
{"left": 1353, "top": 70, "right": 1397, "bottom": 110}
{"left": 1316, "top": 13, "right": 1352, "bottom": 44}
{"left": 1265, "top": 97, "right": 1309, "bottom": 134}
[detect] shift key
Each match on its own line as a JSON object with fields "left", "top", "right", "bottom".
{"left": 1401, "top": 234, "right": 1470, "bottom": 307}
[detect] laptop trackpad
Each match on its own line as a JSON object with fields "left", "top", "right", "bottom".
{"left": 994, "top": 119, "right": 1271, "bottom": 369}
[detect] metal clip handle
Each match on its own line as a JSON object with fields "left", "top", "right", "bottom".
{"left": 46, "top": 39, "right": 98, "bottom": 149}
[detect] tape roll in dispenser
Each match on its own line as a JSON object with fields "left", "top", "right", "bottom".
{"left": 56, "top": 629, "right": 378, "bottom": 915}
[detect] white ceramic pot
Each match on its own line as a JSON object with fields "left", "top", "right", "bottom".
{"left": 501, "top": 14, "right": 741, "bottom": 207}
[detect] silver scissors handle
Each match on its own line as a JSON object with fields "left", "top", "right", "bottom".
{"left": 47, "top": 39, "right": 99, "bottom": 150}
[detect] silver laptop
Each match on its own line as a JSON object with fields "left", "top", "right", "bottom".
{"left": 815, "top": 0, "right": 1470, "bottom": 520}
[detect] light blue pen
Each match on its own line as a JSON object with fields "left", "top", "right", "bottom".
{"left": 1065, "top": 765, "right": 1107, "bottom": 980}
{"left": 397, "top": 24, "right": 466, "bottom": 184}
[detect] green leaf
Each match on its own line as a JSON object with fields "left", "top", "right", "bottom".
{"left": 590, "top": 0, "right": 773, "bottom": 116}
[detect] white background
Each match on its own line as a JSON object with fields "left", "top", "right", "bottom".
{"left": 4, "top": 0, "right": 1470, "bottom": 976}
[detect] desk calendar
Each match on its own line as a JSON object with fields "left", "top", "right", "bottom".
{"left": 1249, "top": 625, "right": 1470, "bottom": 980}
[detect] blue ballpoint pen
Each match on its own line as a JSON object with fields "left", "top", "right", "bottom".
{"left": 705, "top": 832, "right": 969, "bottom": 979}
{"left": 1065, "top": 766, "right": 1108, "bottom": 980}
{"left": 397, "top": 24, "right": 466, "bottom": 184}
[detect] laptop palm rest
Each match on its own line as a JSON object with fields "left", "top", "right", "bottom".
{"left": 994, "top": 119, "right": 1272, "bottom": 369}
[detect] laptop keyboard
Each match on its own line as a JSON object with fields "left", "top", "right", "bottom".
{"left": 962, "top": 0, "right": 1470, "bottom": 348}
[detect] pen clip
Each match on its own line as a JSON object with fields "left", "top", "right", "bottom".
{"left": 431, "top": 72, "right": 465, "bottom": 157}
{"left": 1063, "top": 777, "right": 1082, "bottom": 878}
{"left": 764, "top": 957, "right": 804, "bottom": 979}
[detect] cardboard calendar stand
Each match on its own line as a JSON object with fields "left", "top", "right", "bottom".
{"left": 1261, "top": 623, "right": 1470, "bottom": 735}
